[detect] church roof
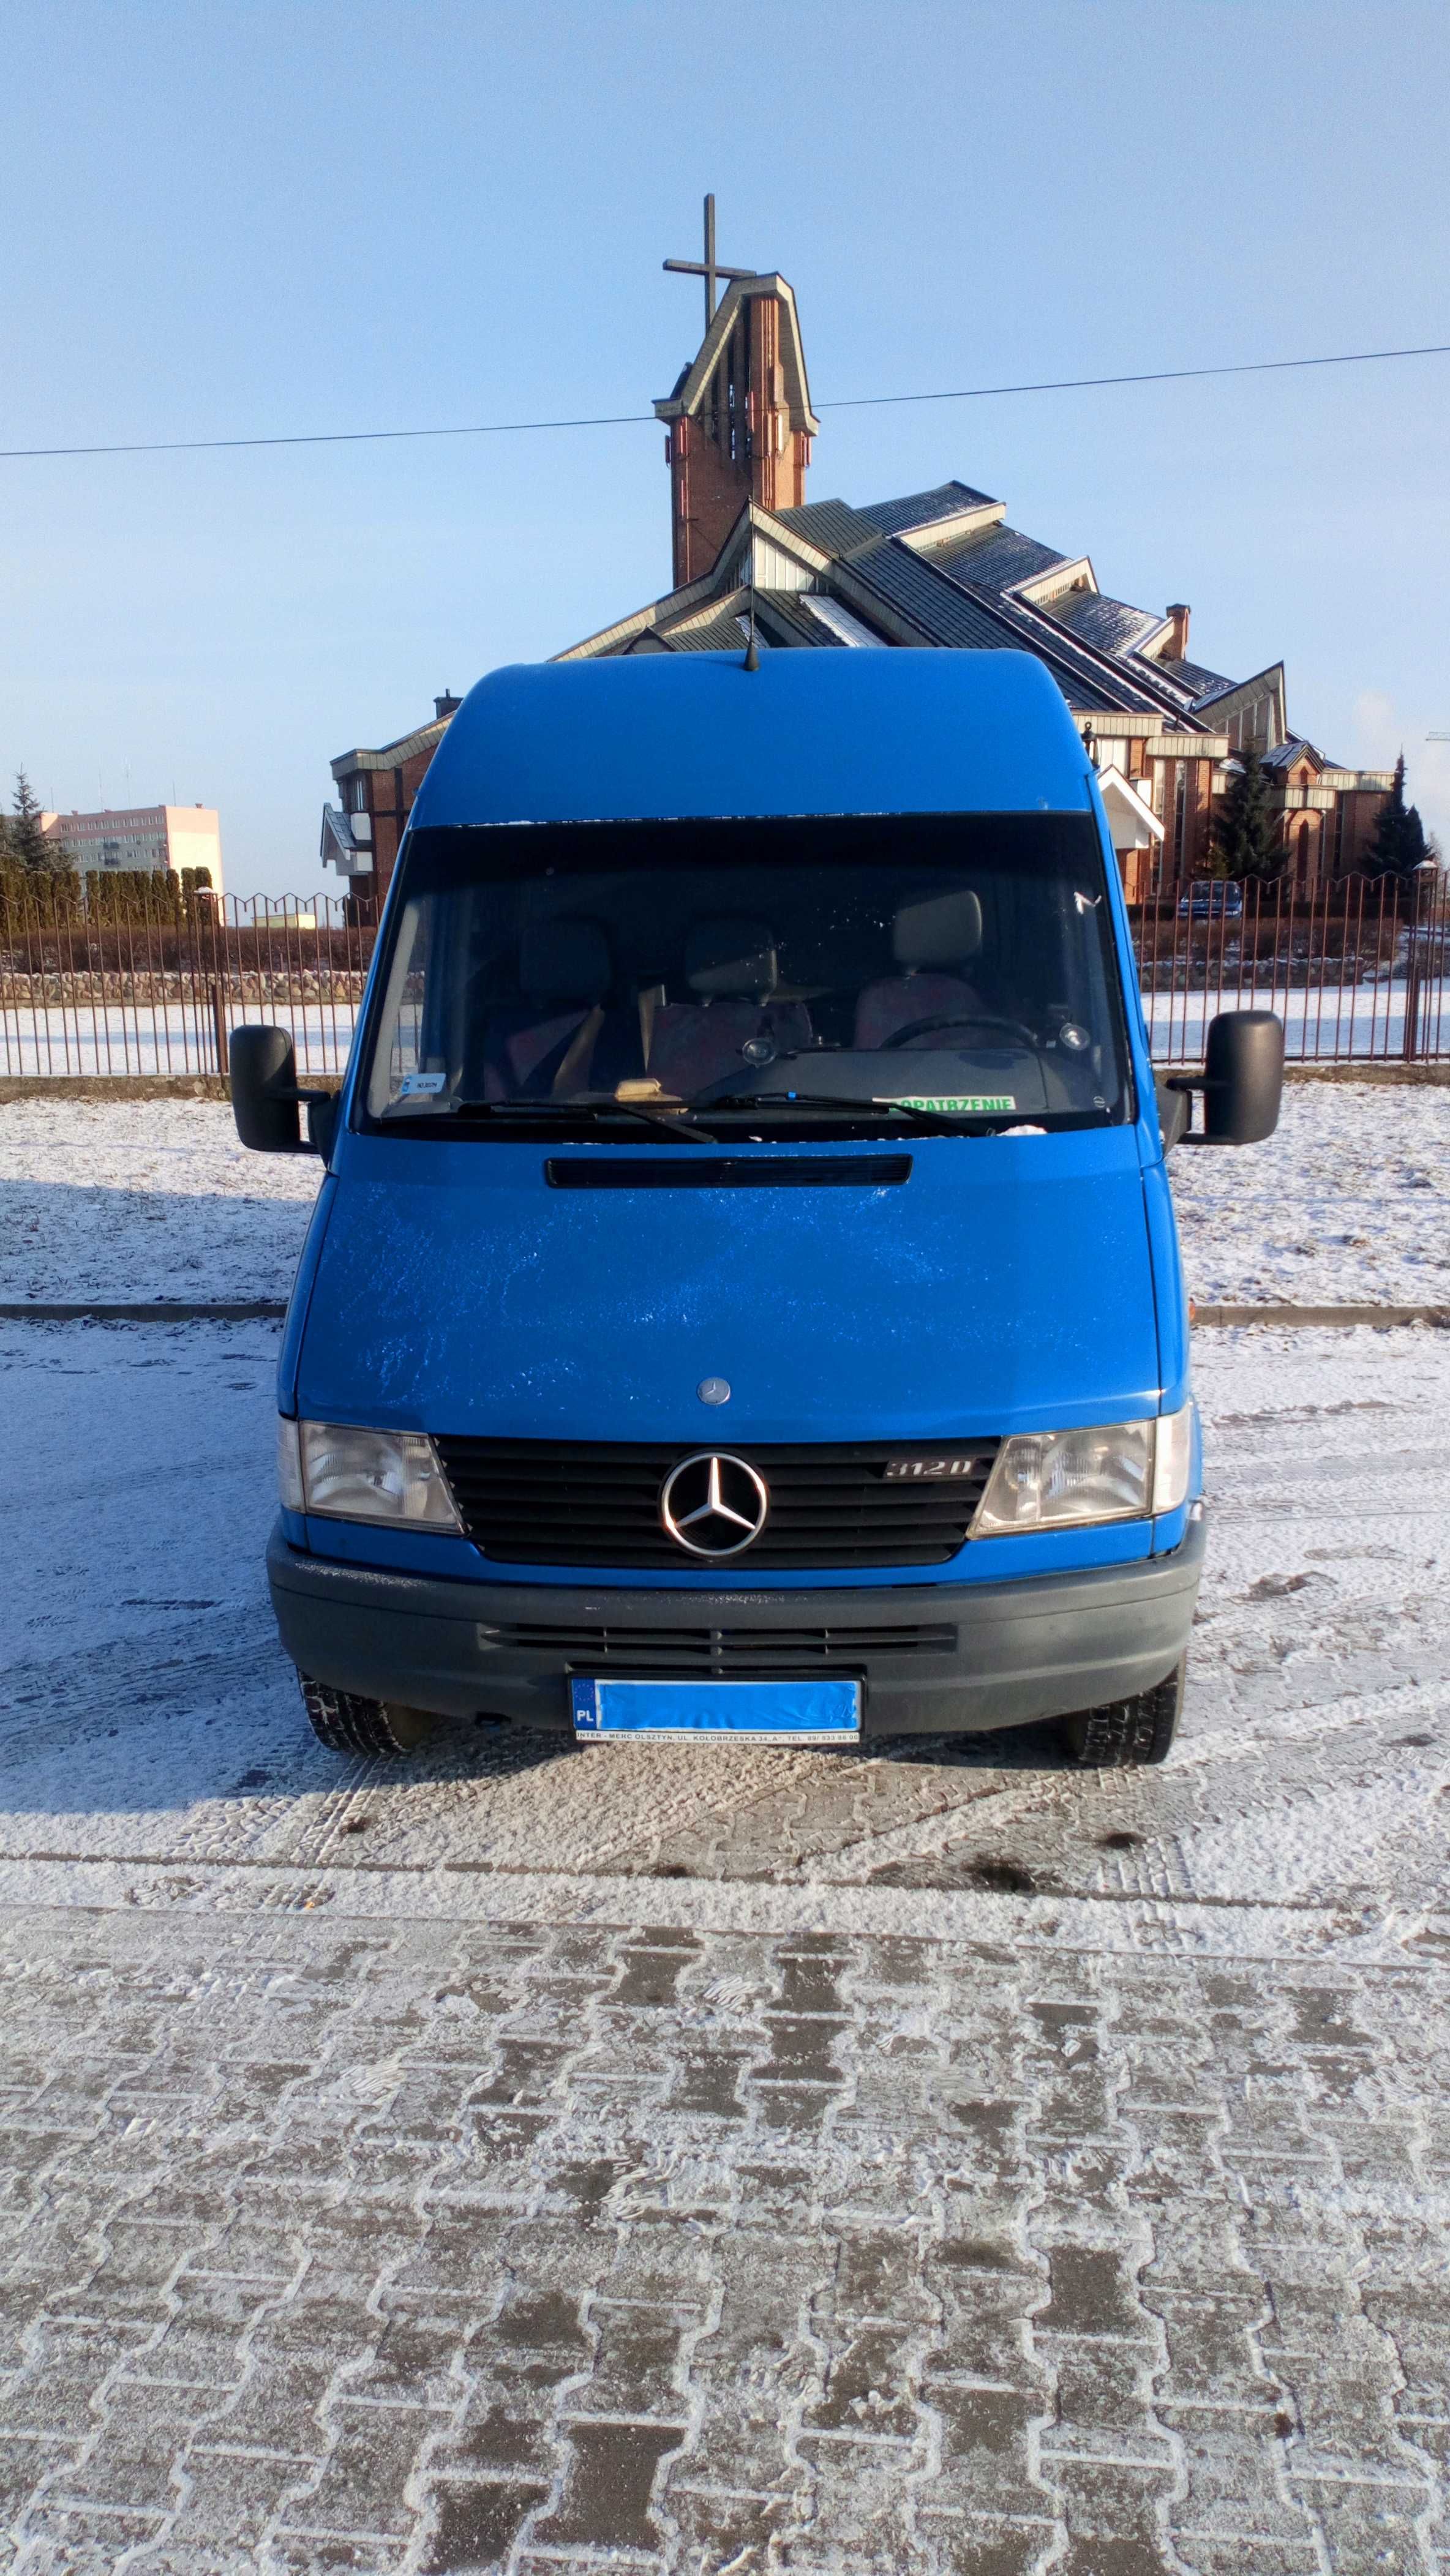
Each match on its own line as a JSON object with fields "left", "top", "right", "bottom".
{"left": 557, "top": 463, "right": 1268, "bottom": 740}
{"left": 857, "top": 481, "right": 999, "bottom": 536}
{"left": 925, "top": 522, "right": 1070, "bottom": 591}
{"left": 650, "top": 597, "right": 756, "bottom": 654}
{"left": 1050, "top": 591, "right": 1164, "bottom": 657}
{"left": 843, "top": 543, "right": 1155, "bottom": 713}
{"left": 645, "top": 586, "right": 867, "bottom": 654}
{"left": 1158, "top": 654, "right": 1236, "bottom": 702}
{"left": 770, "top": 498, "right": 884, "bottom": 557}
{"left": 754, "top": 591, "right": 853, "bottom": 648}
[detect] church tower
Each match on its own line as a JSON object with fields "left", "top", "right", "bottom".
{"left": 655, "top": 200, "right": 818, "bottom": 588}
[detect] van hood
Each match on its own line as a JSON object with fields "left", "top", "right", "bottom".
{"left": 298, "top": 1129, "right": 1162, "bottom": 1442}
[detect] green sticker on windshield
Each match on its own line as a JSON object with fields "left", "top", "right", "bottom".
{"left": 893, "top": 1093, "right": 1016, "bottom": 1115}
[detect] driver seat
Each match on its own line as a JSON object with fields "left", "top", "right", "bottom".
{"left": 854, "top": 888, "right": 985, "bottom": 1050}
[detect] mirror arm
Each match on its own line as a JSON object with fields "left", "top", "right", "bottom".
{"left": 233, "top": 1088, "right": 332, "bottom": 1153}
{"left": 1162, "top": 1068, "right": 1235, "bottom": 1148}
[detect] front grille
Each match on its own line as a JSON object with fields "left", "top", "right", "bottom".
{"left": 479, "top": 1619, "right": 959, "bottom": 1674}
{"left": 433, "top": 1437, "right": 1001, "bottom": 1569}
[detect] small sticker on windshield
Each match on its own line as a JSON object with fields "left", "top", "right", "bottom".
{"left": 398, "top": 1071, "right": 447, "bottom": 1097}
{"left": 892, "top": 1093, "right": 1016, "bottom": 1115}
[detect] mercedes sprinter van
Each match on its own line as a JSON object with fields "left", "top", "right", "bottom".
{"left": 233, "top": 650, "right": 1282, "bottom": 1767}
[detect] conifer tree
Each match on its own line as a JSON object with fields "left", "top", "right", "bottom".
{"left": 5, "top": 773, "right": 80, "bottom": 912}
{"left": 1210, "top": 745, "right": 1282, "bottom": 880}
{"left": 10, "top": 771, "right": 70, "bottom": 875}
{"left": 1365, "top": 754, "right": 1429, "bottom": 880}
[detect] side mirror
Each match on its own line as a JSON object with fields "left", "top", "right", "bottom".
{"left": 1170, "top": 1009, "right": 1284, "bottom": 1147}
{"left": 230, "top": 1025, "right": 301, "bottom": 1151}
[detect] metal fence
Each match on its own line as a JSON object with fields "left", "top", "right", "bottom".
{"left": 0, "top": 888, "right": 376, "bottom": 1080}
{"left": 1135, "top": 873, "right": 1448, "bottom": 1065}
{"left": 2, "top": 874, "right": 1446, "bottom": 1080}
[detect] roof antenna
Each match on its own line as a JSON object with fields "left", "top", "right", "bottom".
{"left": 743, "top": 585, "right": 760, "bottom": 673}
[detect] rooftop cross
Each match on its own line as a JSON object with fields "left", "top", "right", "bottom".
{"left": 663, "top": 193, "right": 757, "bottom": 335}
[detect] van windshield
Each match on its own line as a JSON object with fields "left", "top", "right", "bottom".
{"left": 359, "top": 812, "right": 1132, "bottom": 1137}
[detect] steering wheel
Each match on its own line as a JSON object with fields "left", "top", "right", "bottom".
{"left": 881, "top": 1012, "right": 1038, "bottom": 1050}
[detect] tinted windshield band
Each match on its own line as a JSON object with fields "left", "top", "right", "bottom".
{"left": 401, "top": 812, "right": 1100, "bottom": 883}
{"left": 356, "top": 810, "right": 1133, "bottom": 1138}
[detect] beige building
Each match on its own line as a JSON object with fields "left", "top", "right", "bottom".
{"left": 42, "top": 803, "right": 224, "bottom": 894}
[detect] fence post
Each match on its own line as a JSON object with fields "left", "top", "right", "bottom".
{"left": 209, "top": 977, "right": 228, "bottom": 1080}
{"left": 1402, "top": 882, "right": 1421, "bottom": 1064}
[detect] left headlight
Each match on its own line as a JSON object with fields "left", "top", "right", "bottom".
{"left": 974, "top": 1402, "right": 1192, "bottom": 1535}
{"left": 289, "top": 1420, "right": 460, "bottom": 1528}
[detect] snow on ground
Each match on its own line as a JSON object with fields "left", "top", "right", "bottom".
{"left": 0, "top": 1094, "right": 320, "bottom": 1303}
{"left": 1, "top": 1079, "right": 1445, "bottom": 1310}
{"left": 1, "top": 1316, "right": 1446, "bottom": 1925}
{"left": 1168, "top": 1074, "right": 1449, "bottom": 1306}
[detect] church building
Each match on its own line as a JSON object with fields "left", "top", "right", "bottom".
{"left": 321, "top": 218, "right": 1391, "bottom": 908}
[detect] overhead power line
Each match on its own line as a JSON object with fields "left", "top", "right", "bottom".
{"left": 1, "top": 338, "right": 1448, "bottom": 463}
{"left": 820, "top": 339, "right": 1450, "bottom": 414}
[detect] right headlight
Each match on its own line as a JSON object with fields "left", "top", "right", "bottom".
{"left": 974, "top": 1402, "right": 1192, "bottom": 1535}
{"left": 278, "top": 1418, "right": 460, "bottom": 1528}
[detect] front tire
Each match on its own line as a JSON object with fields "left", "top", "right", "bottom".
{"left": 299, "top": 1675, "right": 434, "bottom": 1757}
{"left": 1060, "top": 1659, "right": 1184, "bottom": 1768}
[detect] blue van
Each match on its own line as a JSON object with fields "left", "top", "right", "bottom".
{"left": 232, "top": 651, "right": 1282, "bottom": 1769}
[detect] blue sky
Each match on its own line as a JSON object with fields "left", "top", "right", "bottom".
{"left": 2, "top": 0, "right": 1448, "bottom": 896}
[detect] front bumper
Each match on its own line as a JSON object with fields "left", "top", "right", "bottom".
{"left": 266, "top": 1516, "right": 1206, "bottom": 1737}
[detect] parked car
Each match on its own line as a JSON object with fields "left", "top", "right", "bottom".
{"left": 232, "top": 650, "right": 1283, "bottom": 1772}
{"left": 1178, "top": 879, "right": 1244, "bottom": 920}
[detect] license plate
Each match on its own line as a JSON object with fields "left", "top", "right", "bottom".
{"left": 571, "top": 1677, "right": 862, "bottom": 1743}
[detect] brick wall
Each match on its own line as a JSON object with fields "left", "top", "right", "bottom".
{"left": 668, "top": 290, "right": 811, "bottom": 586}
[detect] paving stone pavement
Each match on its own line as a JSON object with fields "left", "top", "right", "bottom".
{"left": 2, "top": 1904, "right": 1450, "bottom": 2575}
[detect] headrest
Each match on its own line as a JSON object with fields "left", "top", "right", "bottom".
{"left": 892, "top": 888, "right": 983, "bottom": 970}
{"left": 685, "top": 916, "right": 778, "bottom": 1002}
{"left": 520, "top": 918, "right": 612, "bottom": 1007}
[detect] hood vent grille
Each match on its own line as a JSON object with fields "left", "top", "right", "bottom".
{"left": 544, "top": 1155, "right": 912, "bottom": 1190}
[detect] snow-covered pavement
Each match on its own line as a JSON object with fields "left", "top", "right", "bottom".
{"left": 1, "top": 1078, "right": 1446, "bottom": 1310}
{"left": 2, "top": 1088, "right": 1450, "bottom": 2571}
{"left": 2, "top": 1317, "right": 1447, "bottom": 1922}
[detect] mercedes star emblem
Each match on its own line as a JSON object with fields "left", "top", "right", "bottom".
{"left": 659, "top": 1451, "right": 769, "bottom": 1557}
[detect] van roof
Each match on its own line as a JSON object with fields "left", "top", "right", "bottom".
{"left": 410, "top": 648, "right": 1094, "bottom": 831}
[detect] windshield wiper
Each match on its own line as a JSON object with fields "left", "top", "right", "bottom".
{"left": 703, "top": 1090, "right": 1010, "bottom": 1129}
{"left": 436, "top": 1096, "right": 715, "bottom": 1144}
